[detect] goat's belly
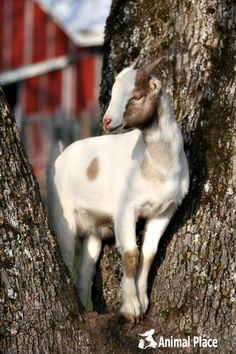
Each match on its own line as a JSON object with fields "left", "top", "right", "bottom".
{"left": 74, "top": 207, "right": 114, "bottom": 238}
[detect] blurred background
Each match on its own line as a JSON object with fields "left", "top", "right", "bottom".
{"left": 0, "top": 0, "right": 111, "bottom": 199}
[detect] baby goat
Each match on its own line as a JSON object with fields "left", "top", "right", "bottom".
{"left": 48, "top": 60, "right": 189, "bottom": 323}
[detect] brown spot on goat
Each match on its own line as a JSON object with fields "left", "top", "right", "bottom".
{"left": 141, "top": 141, "right": 174, "bottom": 182}
{"left": 86, "top": 158, "right": 99, "bottom": 180}
{"left": 122, "top": 248, "right": 139, "bottom": 278}
{"left": 141, "top": 155, "right": 164, "bottom": 183}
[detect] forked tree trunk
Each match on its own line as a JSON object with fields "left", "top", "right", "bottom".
{"left": 97, "top": 0, "right": 236, "bottom": 353}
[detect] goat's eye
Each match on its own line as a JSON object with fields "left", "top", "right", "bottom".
{"left": 132, "top": 95, "right": 142, "bottom": 101}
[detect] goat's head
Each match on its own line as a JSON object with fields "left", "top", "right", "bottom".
{"left": 103, "top": 60, "right": 162, "bottom": 132}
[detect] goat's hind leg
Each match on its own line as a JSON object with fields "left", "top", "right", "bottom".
{"left": 54, "top": 209, "right": 77, "bottom": 274}
{"left": 77, "top": 234, "right": 102, "bottom": 308}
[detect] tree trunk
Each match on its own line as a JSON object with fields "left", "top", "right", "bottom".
{"left": 97, "top": 0, "right": 236, "bottom": 352}
{"left": 0, "top": 88, "right": 93, "bottom": 353}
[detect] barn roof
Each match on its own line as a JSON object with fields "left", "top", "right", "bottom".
{"left": 35, "top": 0, "right": 111, "bottom": 47}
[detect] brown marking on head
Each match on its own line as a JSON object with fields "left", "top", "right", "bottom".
{"left": 123, "top": 64, "right": 162, "bottom": 130}
{"left": 86, "top": 157, "right": 99, "bottom": 180}
{"left": 122, "top": 248, "right": 139, "bottom": 278}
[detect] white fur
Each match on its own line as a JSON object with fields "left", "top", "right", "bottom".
{"left": 48, "top": 65, "right": 189, "bottom": 321}
{"left": 103, "top": 67, "right": 136, "bottom": 130}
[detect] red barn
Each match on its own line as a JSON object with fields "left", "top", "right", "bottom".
{"left": 0, "top": 0, "right": 111, "bottom": 196}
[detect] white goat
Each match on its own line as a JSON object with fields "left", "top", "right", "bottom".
{"left": 48, "top": 60, "right": 189, "bottom": 323}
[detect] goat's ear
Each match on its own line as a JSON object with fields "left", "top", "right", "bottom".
{"left": 149, "top": 77, "right": 162, "bottom": 92}
{"left": 130, "top": 55, "right": 142, "bottom": 69}
{"left": 144, "top": 57, "right": 162, "bottom": 76}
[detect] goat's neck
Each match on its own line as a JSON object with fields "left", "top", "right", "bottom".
{"left": 142, "top": 92, "right": 182, "bottom": 174}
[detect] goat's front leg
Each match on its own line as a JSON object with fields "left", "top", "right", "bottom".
{"left": 115, "top": 210, "right": 140, "bottom": 323}
{"left": 137, "top": 211, "right": 174, "bottom": 317}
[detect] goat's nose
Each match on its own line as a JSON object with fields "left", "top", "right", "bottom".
{"left": 103, "top": 115, "right": 112, "bottom": 130}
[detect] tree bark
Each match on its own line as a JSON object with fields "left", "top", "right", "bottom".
{"left": 97, "top": 0, "right": 236, "bottom": 353}
{"left": 0, "top": 88, "right": 93, "bottom": 353}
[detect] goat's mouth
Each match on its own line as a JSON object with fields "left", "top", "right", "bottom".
{"left": 123, "top": 120, "right": 130, "bottom": 129}
{"left": 105, "top": 124, "right": 123, "bottom": 133}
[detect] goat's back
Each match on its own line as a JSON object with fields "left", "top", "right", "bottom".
{"left": 50, "top": 129, "right": 144, "bottom": 215}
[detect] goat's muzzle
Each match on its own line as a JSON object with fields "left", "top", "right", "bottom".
{"left": 102, "top": 115, "right": 112, "bottom": 132}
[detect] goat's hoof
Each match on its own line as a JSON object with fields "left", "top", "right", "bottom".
{"left": 121, "top": 311, "right": 140, "bottom": 324}
{"left": 120, "top": 301, "right": 141, "bottom": 324}
{"left": 120, "top": 295, "right": 141, "bottom": 324}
